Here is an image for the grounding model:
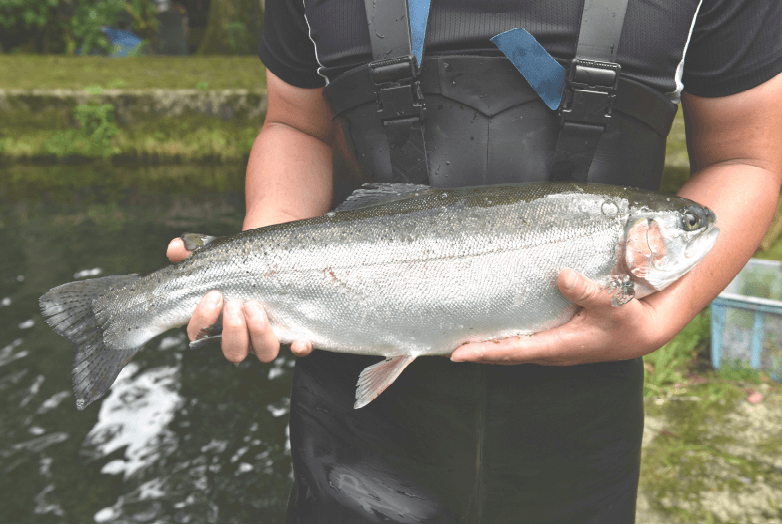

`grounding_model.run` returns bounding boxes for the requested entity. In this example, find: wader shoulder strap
[363,0,430,184]
[550,0,630,183]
